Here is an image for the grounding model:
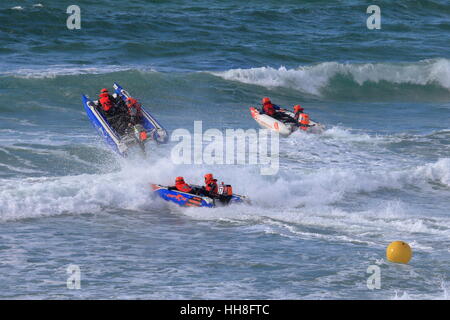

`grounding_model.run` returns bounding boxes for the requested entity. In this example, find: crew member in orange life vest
[203,173,218,196]
[173,176,193,193]
[98,88,122,130]
[293,105,311,130]
[125,97,143,125]
[293,105,304,121]
[262,97,296,123]
[261,97,286,119]
[99,88,133,134]
[98,88,117,115]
